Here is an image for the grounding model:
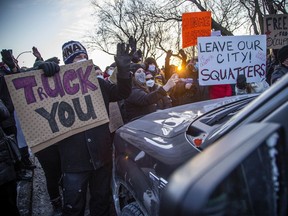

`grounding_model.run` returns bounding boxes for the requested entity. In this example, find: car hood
[121,95,253,138]
[115,95,255,170]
